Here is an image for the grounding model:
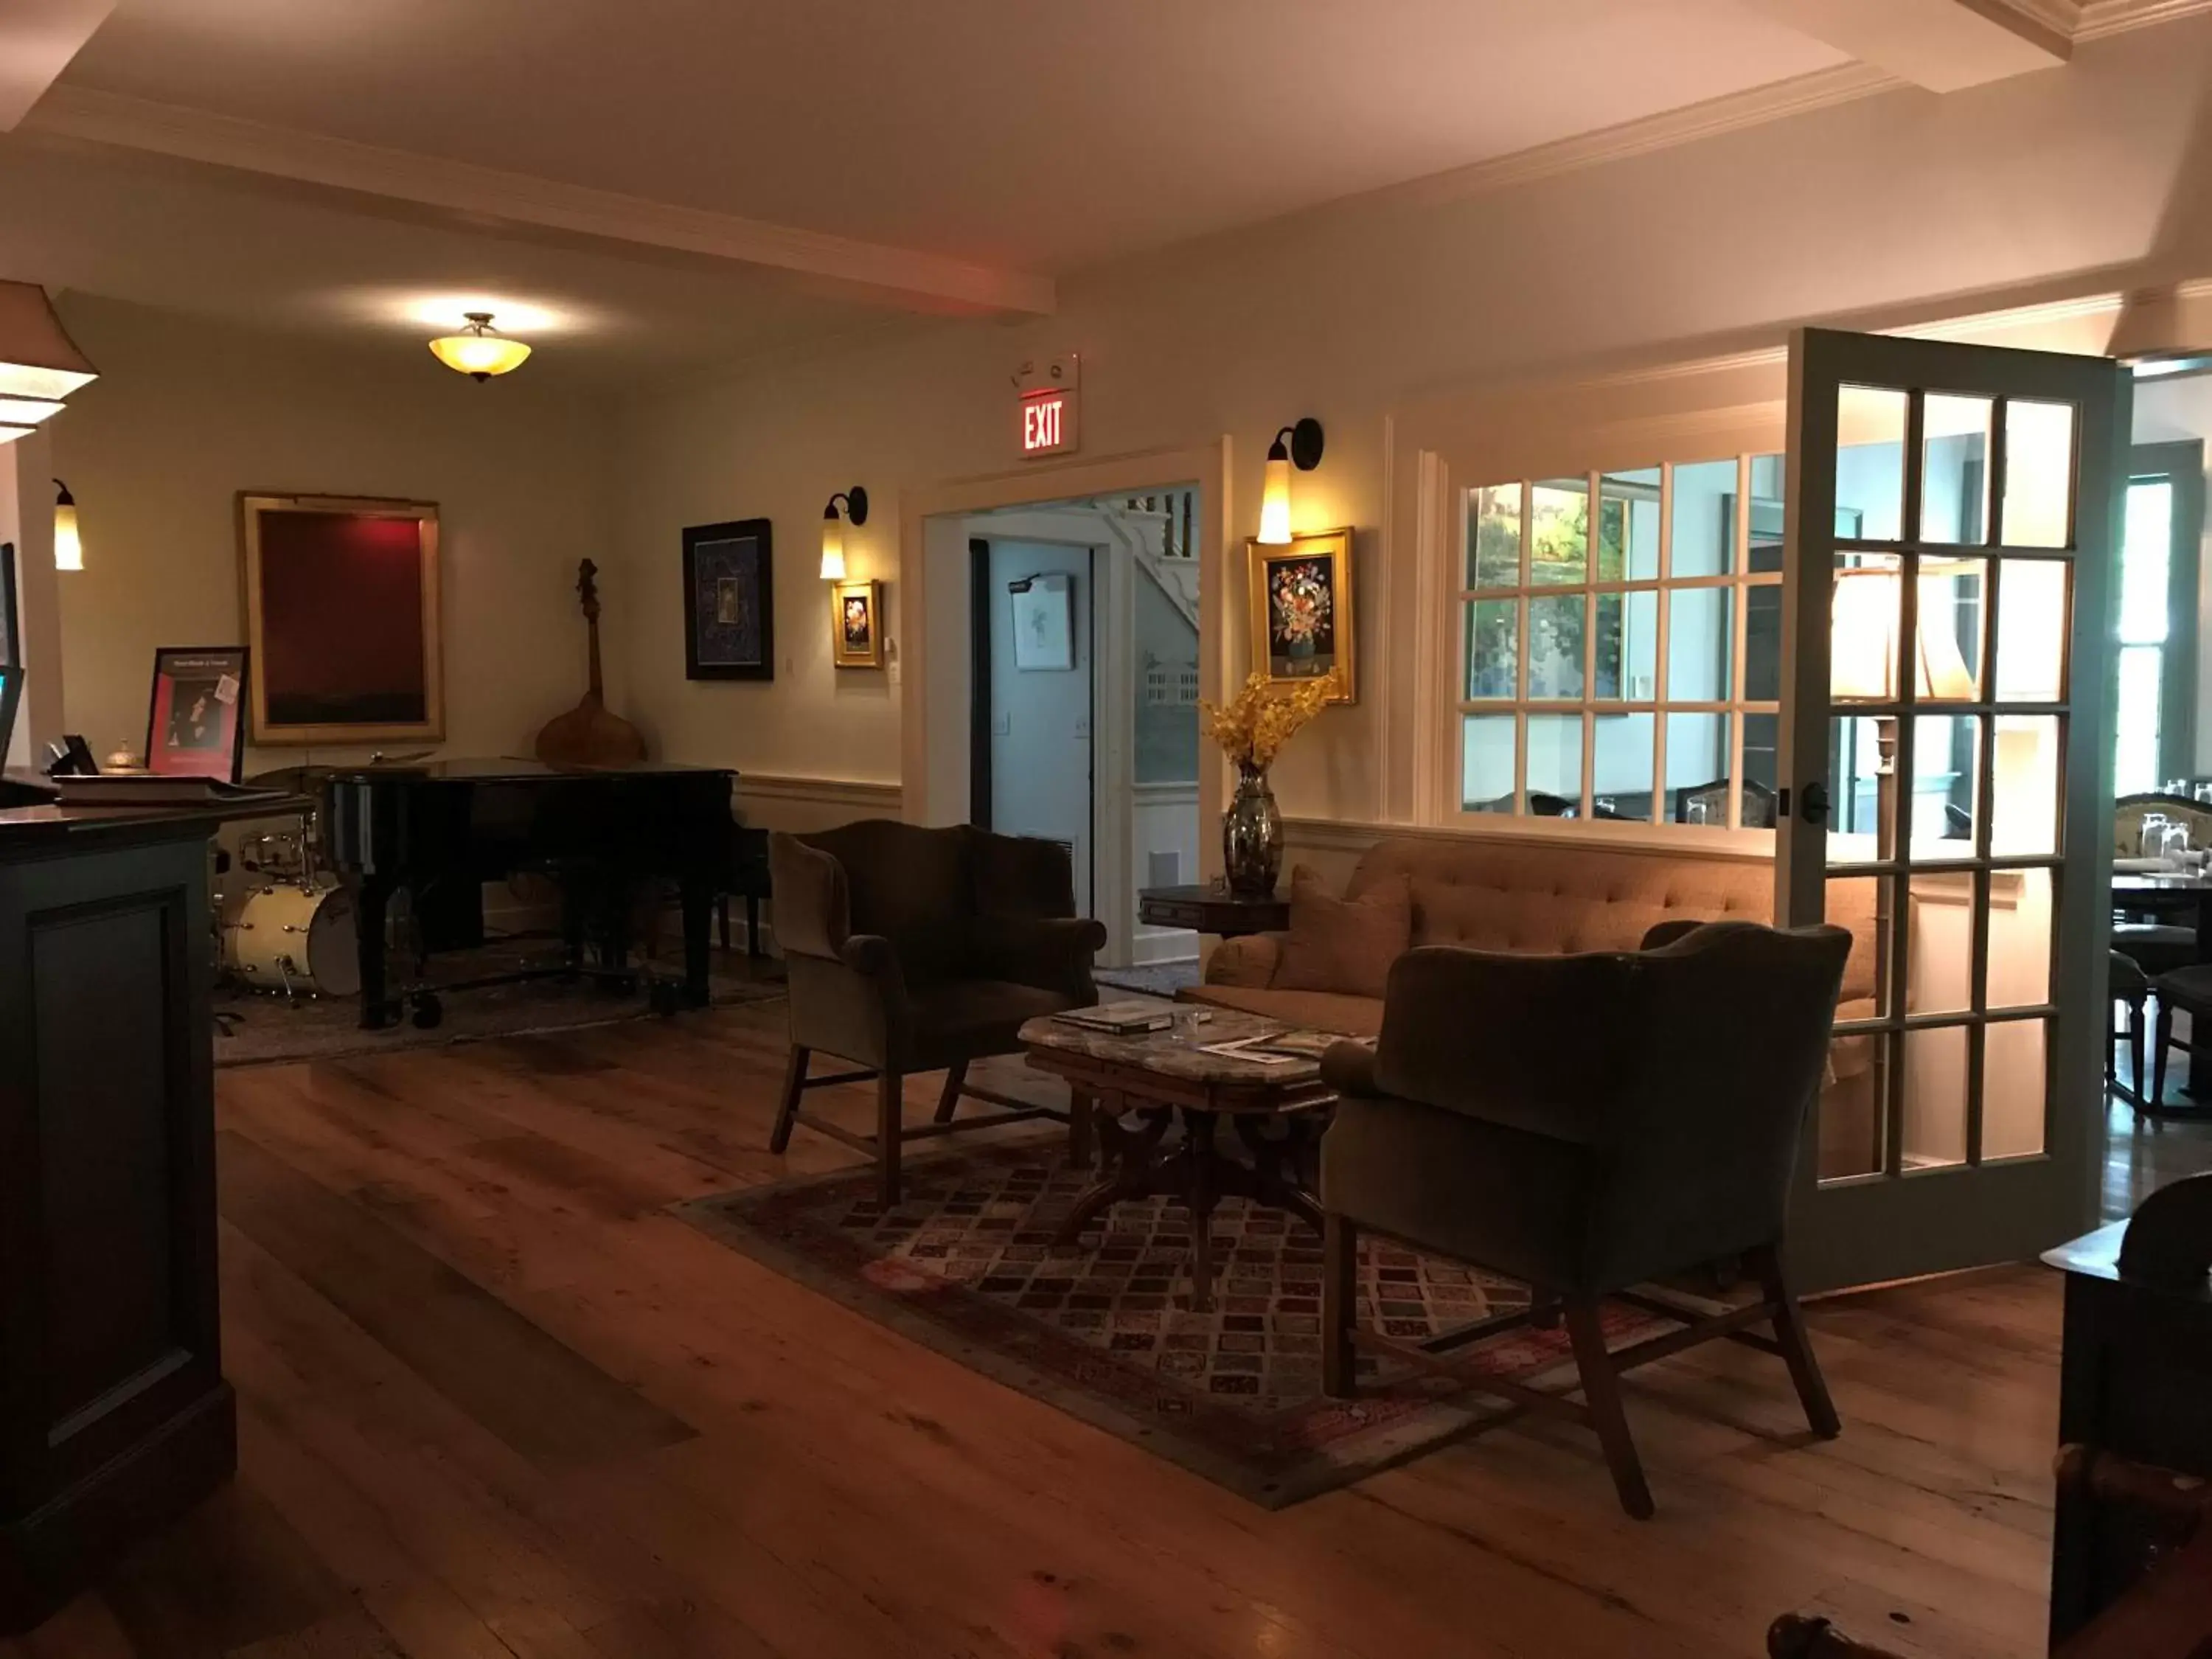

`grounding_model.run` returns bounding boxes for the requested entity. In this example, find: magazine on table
[1051,1000,1180,1035]
[1198,1027,1374,1063]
